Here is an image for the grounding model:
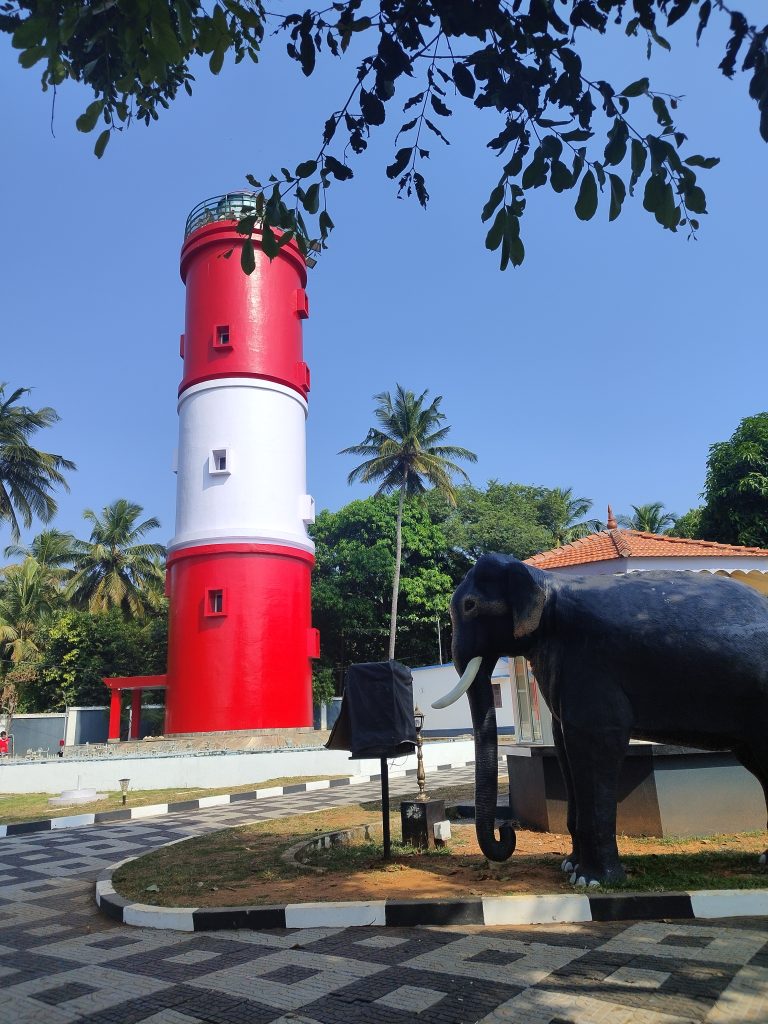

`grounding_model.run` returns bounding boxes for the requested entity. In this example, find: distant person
[0,731,8,757]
